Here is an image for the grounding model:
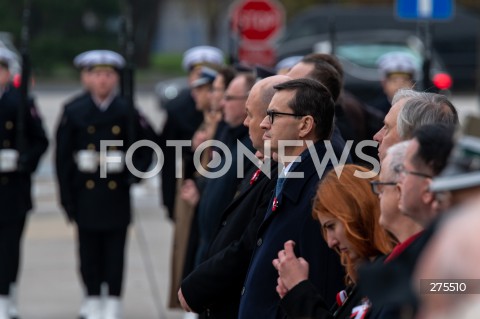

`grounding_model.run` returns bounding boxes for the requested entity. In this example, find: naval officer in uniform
[0,47,49,319]
[55,50,154,319]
